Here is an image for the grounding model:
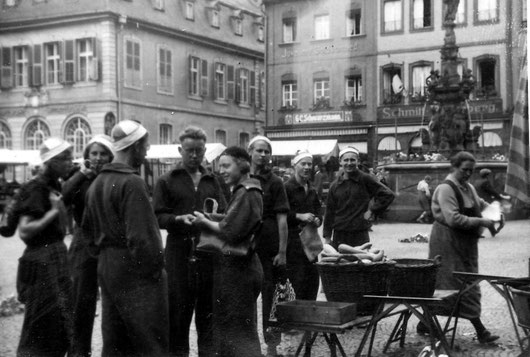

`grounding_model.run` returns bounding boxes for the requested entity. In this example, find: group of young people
[9,120,399,357]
